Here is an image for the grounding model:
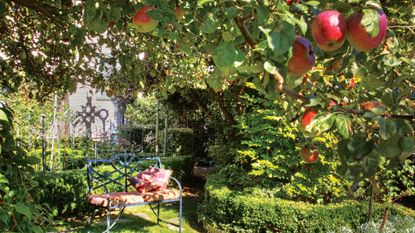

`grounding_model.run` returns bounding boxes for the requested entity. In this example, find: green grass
[46,197,203,233]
